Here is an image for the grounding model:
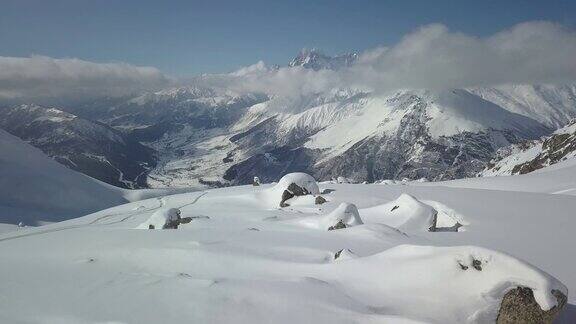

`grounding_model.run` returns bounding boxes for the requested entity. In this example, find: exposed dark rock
[487,121,576,176]
[472,259,482,271]
[496,287,567,324]
[334,249,344,260]
[280,183,311,207]
[458,262,469,270]
[198,178,227,188]
[391,205,399,212]
[433,222,464,232]
[428,211,438,232]
[148,224,155,230]
[224,145,315,185]
[223,153,234,163]
[328,220,347,231]
[287,183,310,196]
[162,209,182,229]
[315,196,327,205]
[280,190,293,207]
[179,217,193,224]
